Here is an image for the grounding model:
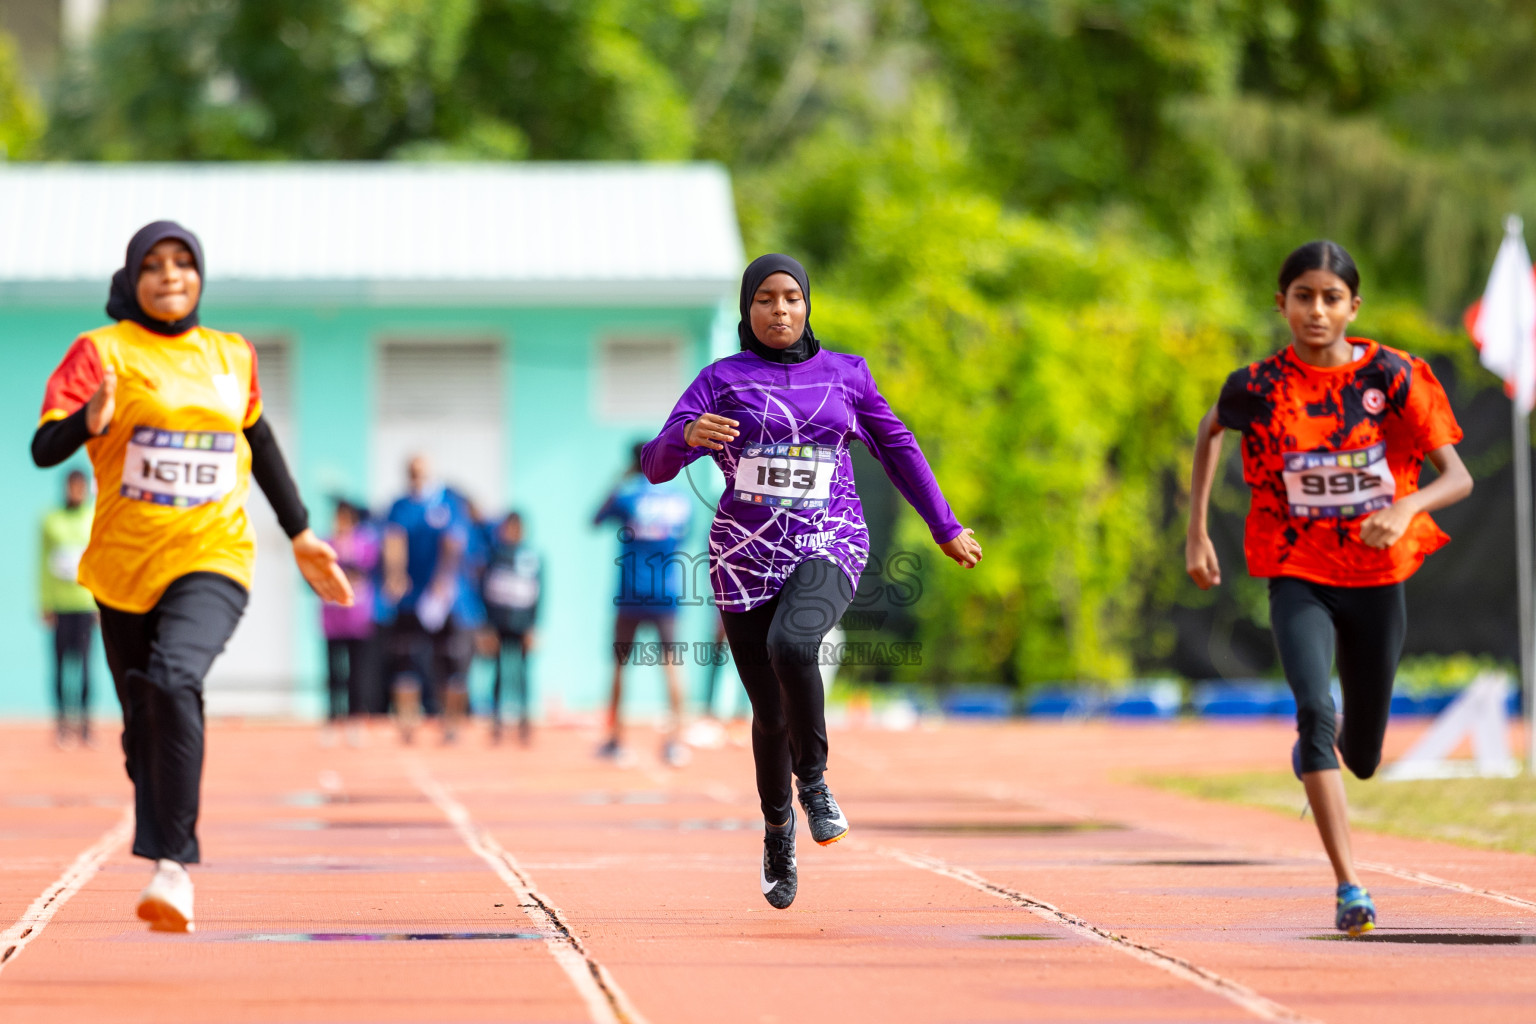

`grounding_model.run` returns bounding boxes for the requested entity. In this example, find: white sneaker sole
[136,893,194,933]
